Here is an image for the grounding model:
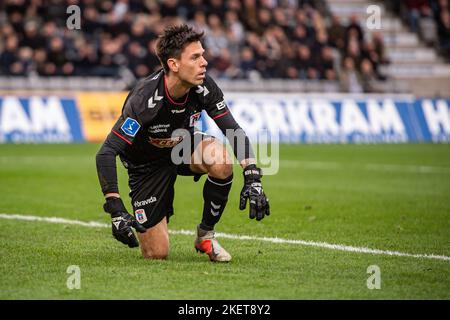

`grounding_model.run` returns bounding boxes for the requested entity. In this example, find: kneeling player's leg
[190,138,233,231]
[129,164,177,260]
[138,217,169,260]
